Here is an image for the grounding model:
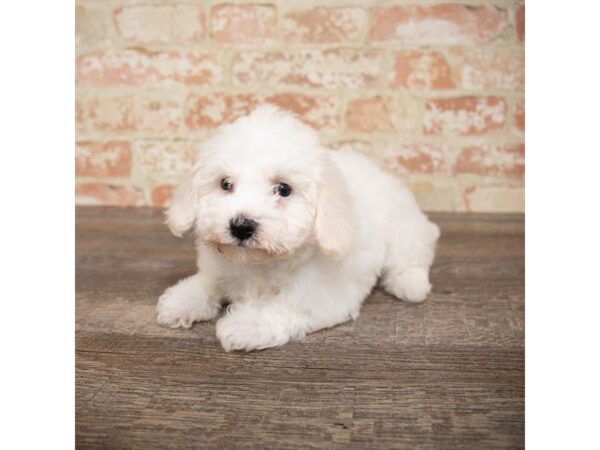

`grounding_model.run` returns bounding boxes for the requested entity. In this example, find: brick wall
[75,0,525,212]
